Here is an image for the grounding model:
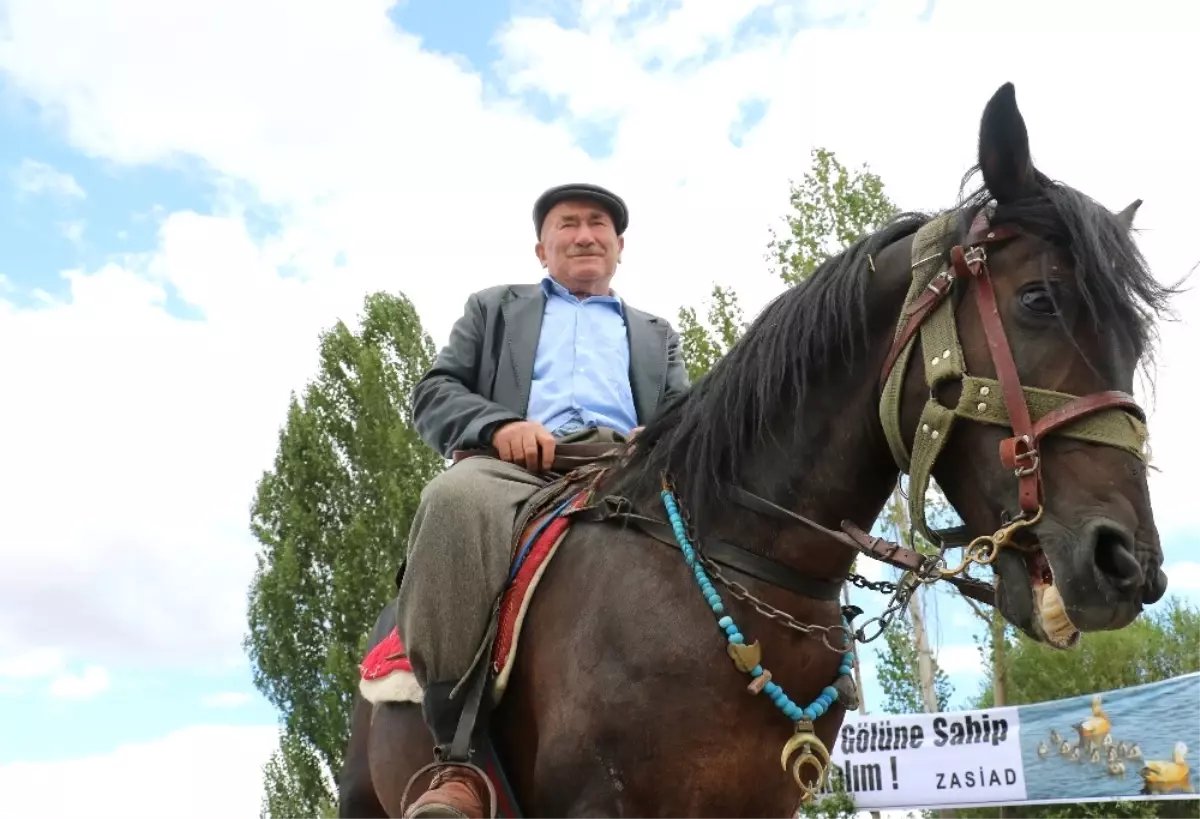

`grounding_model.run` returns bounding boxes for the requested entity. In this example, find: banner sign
[818,672,1198,811]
